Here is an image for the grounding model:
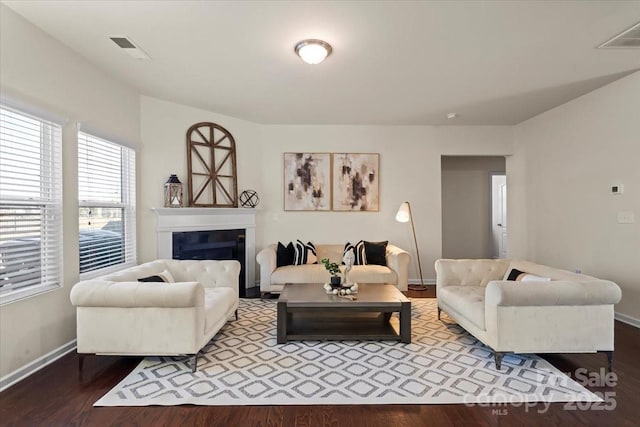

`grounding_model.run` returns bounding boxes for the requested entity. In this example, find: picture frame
[332,153,380,211]
[283,152,331,211]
